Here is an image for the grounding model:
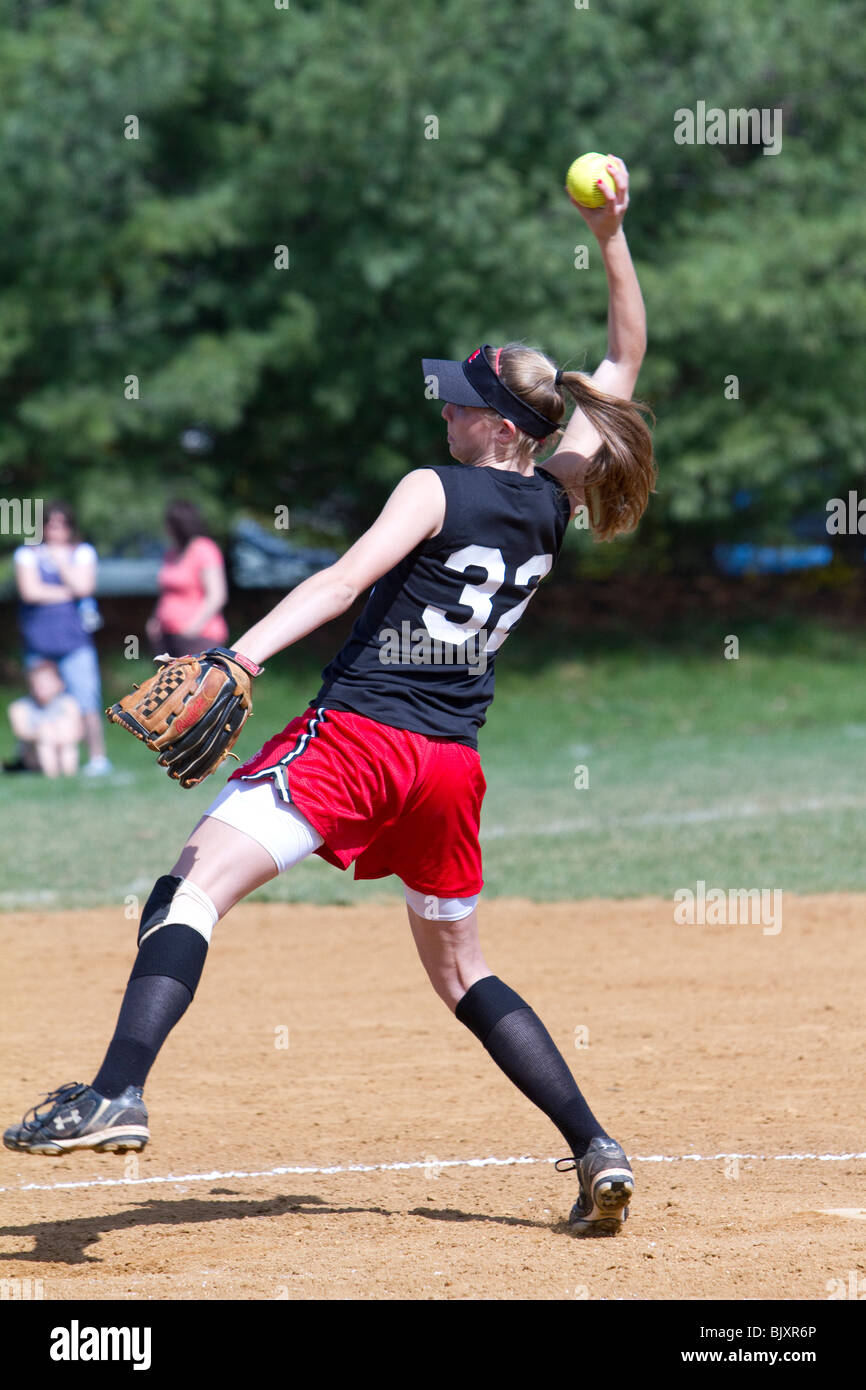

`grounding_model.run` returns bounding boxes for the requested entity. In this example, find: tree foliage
[0,0,863,560]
